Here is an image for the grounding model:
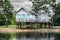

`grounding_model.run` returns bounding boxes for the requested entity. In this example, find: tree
[32,0,55,13]
[53,2,60,26]
[0,0,13,26]
[30,0,56,28]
